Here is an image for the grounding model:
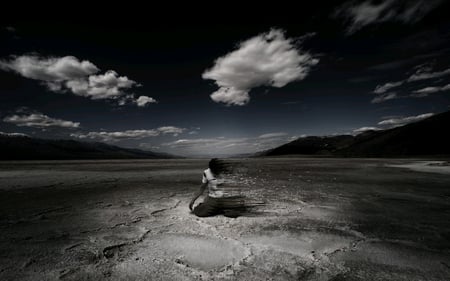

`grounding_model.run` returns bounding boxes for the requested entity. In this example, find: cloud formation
[353,126,382,134]
[0,131,29,137]
[0,55,156,106]
[377,112,434,127]
[160,132,292,156]
[371,92,398,104]
[373,81,404,94]
[3,112,80,128]
[336,0,443,34]
[71,126,185,142]
[412,84,450,97]
[202,29,318,106]
[353,112,434,135]
[407,67,450,82]
[372,65,450,103]
[135,95,157,107]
